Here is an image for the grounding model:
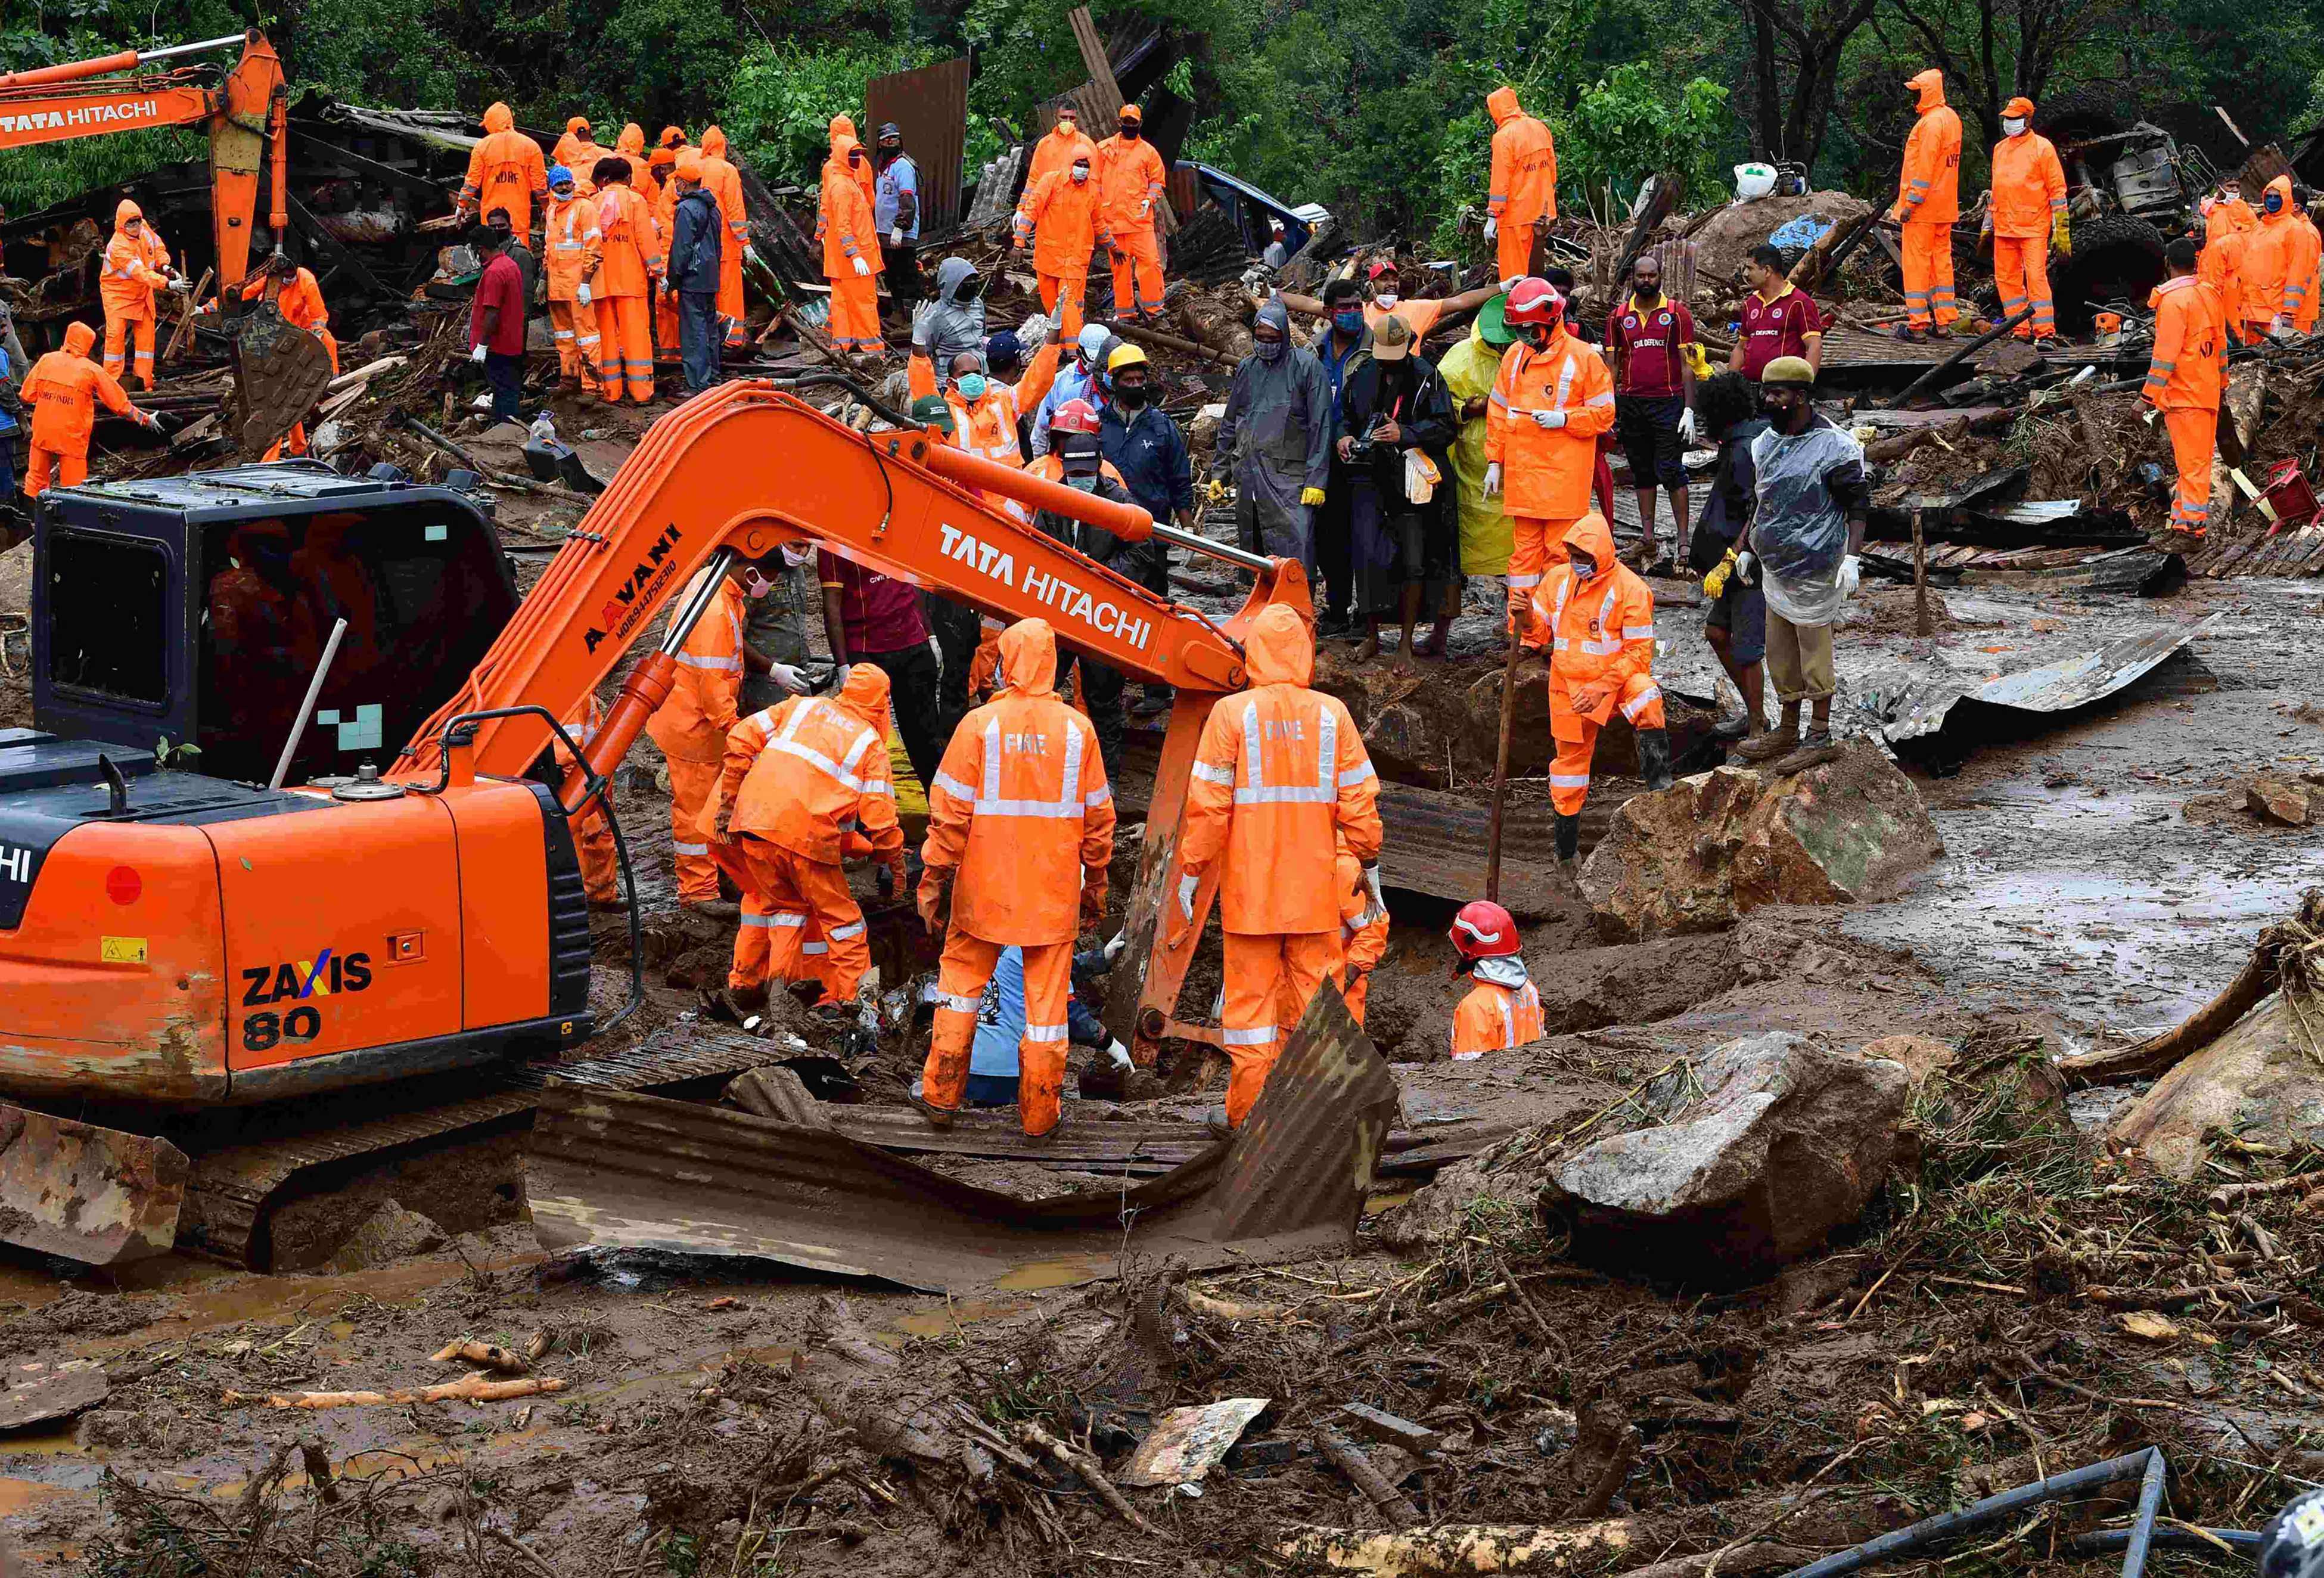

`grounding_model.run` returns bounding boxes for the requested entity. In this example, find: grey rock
[323,1198,449,1273]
